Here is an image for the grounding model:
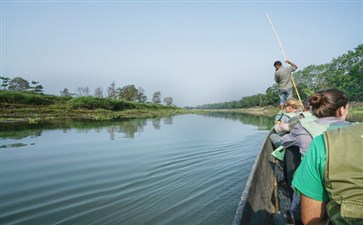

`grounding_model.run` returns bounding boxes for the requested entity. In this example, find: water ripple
[0,116,269,225]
